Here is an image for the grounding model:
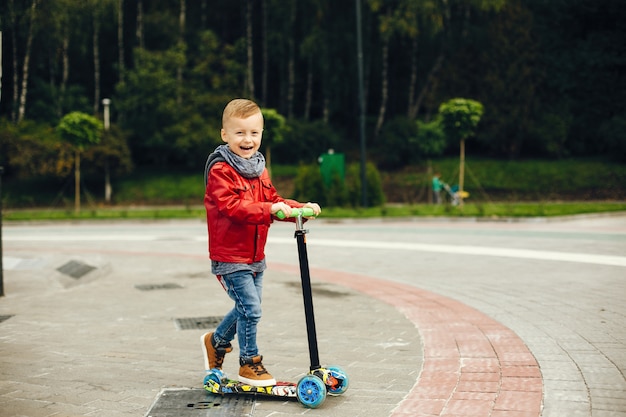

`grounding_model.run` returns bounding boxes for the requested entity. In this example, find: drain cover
[174,316,223,330]
[136,283,183,291]
[0,315,14,324]
[56,260,96,279]
[146,388,254,417]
